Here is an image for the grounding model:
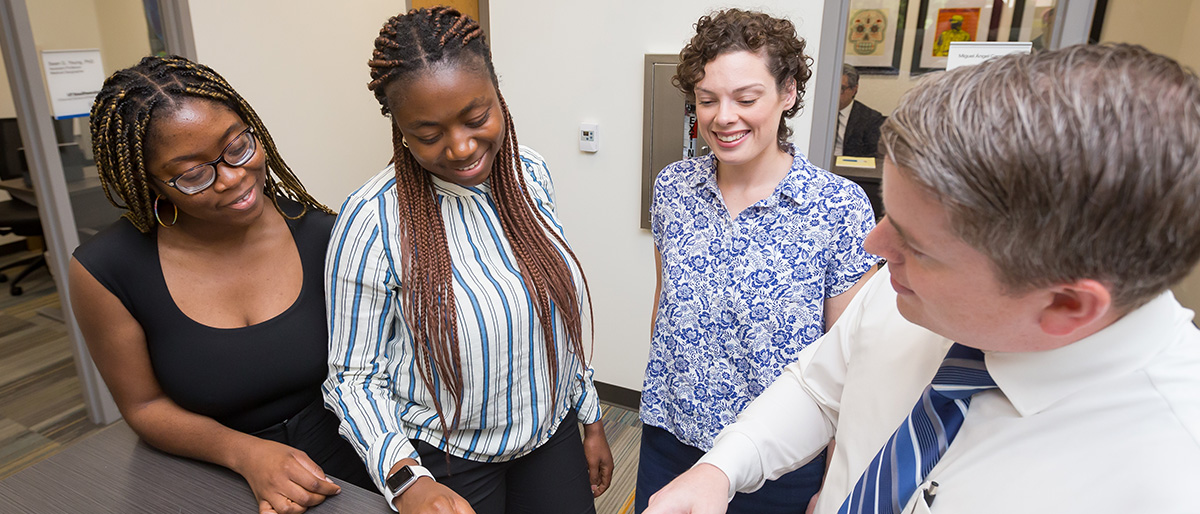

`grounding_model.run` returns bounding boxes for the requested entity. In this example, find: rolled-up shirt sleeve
[571,366,603,424]
[322,189,417,506]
